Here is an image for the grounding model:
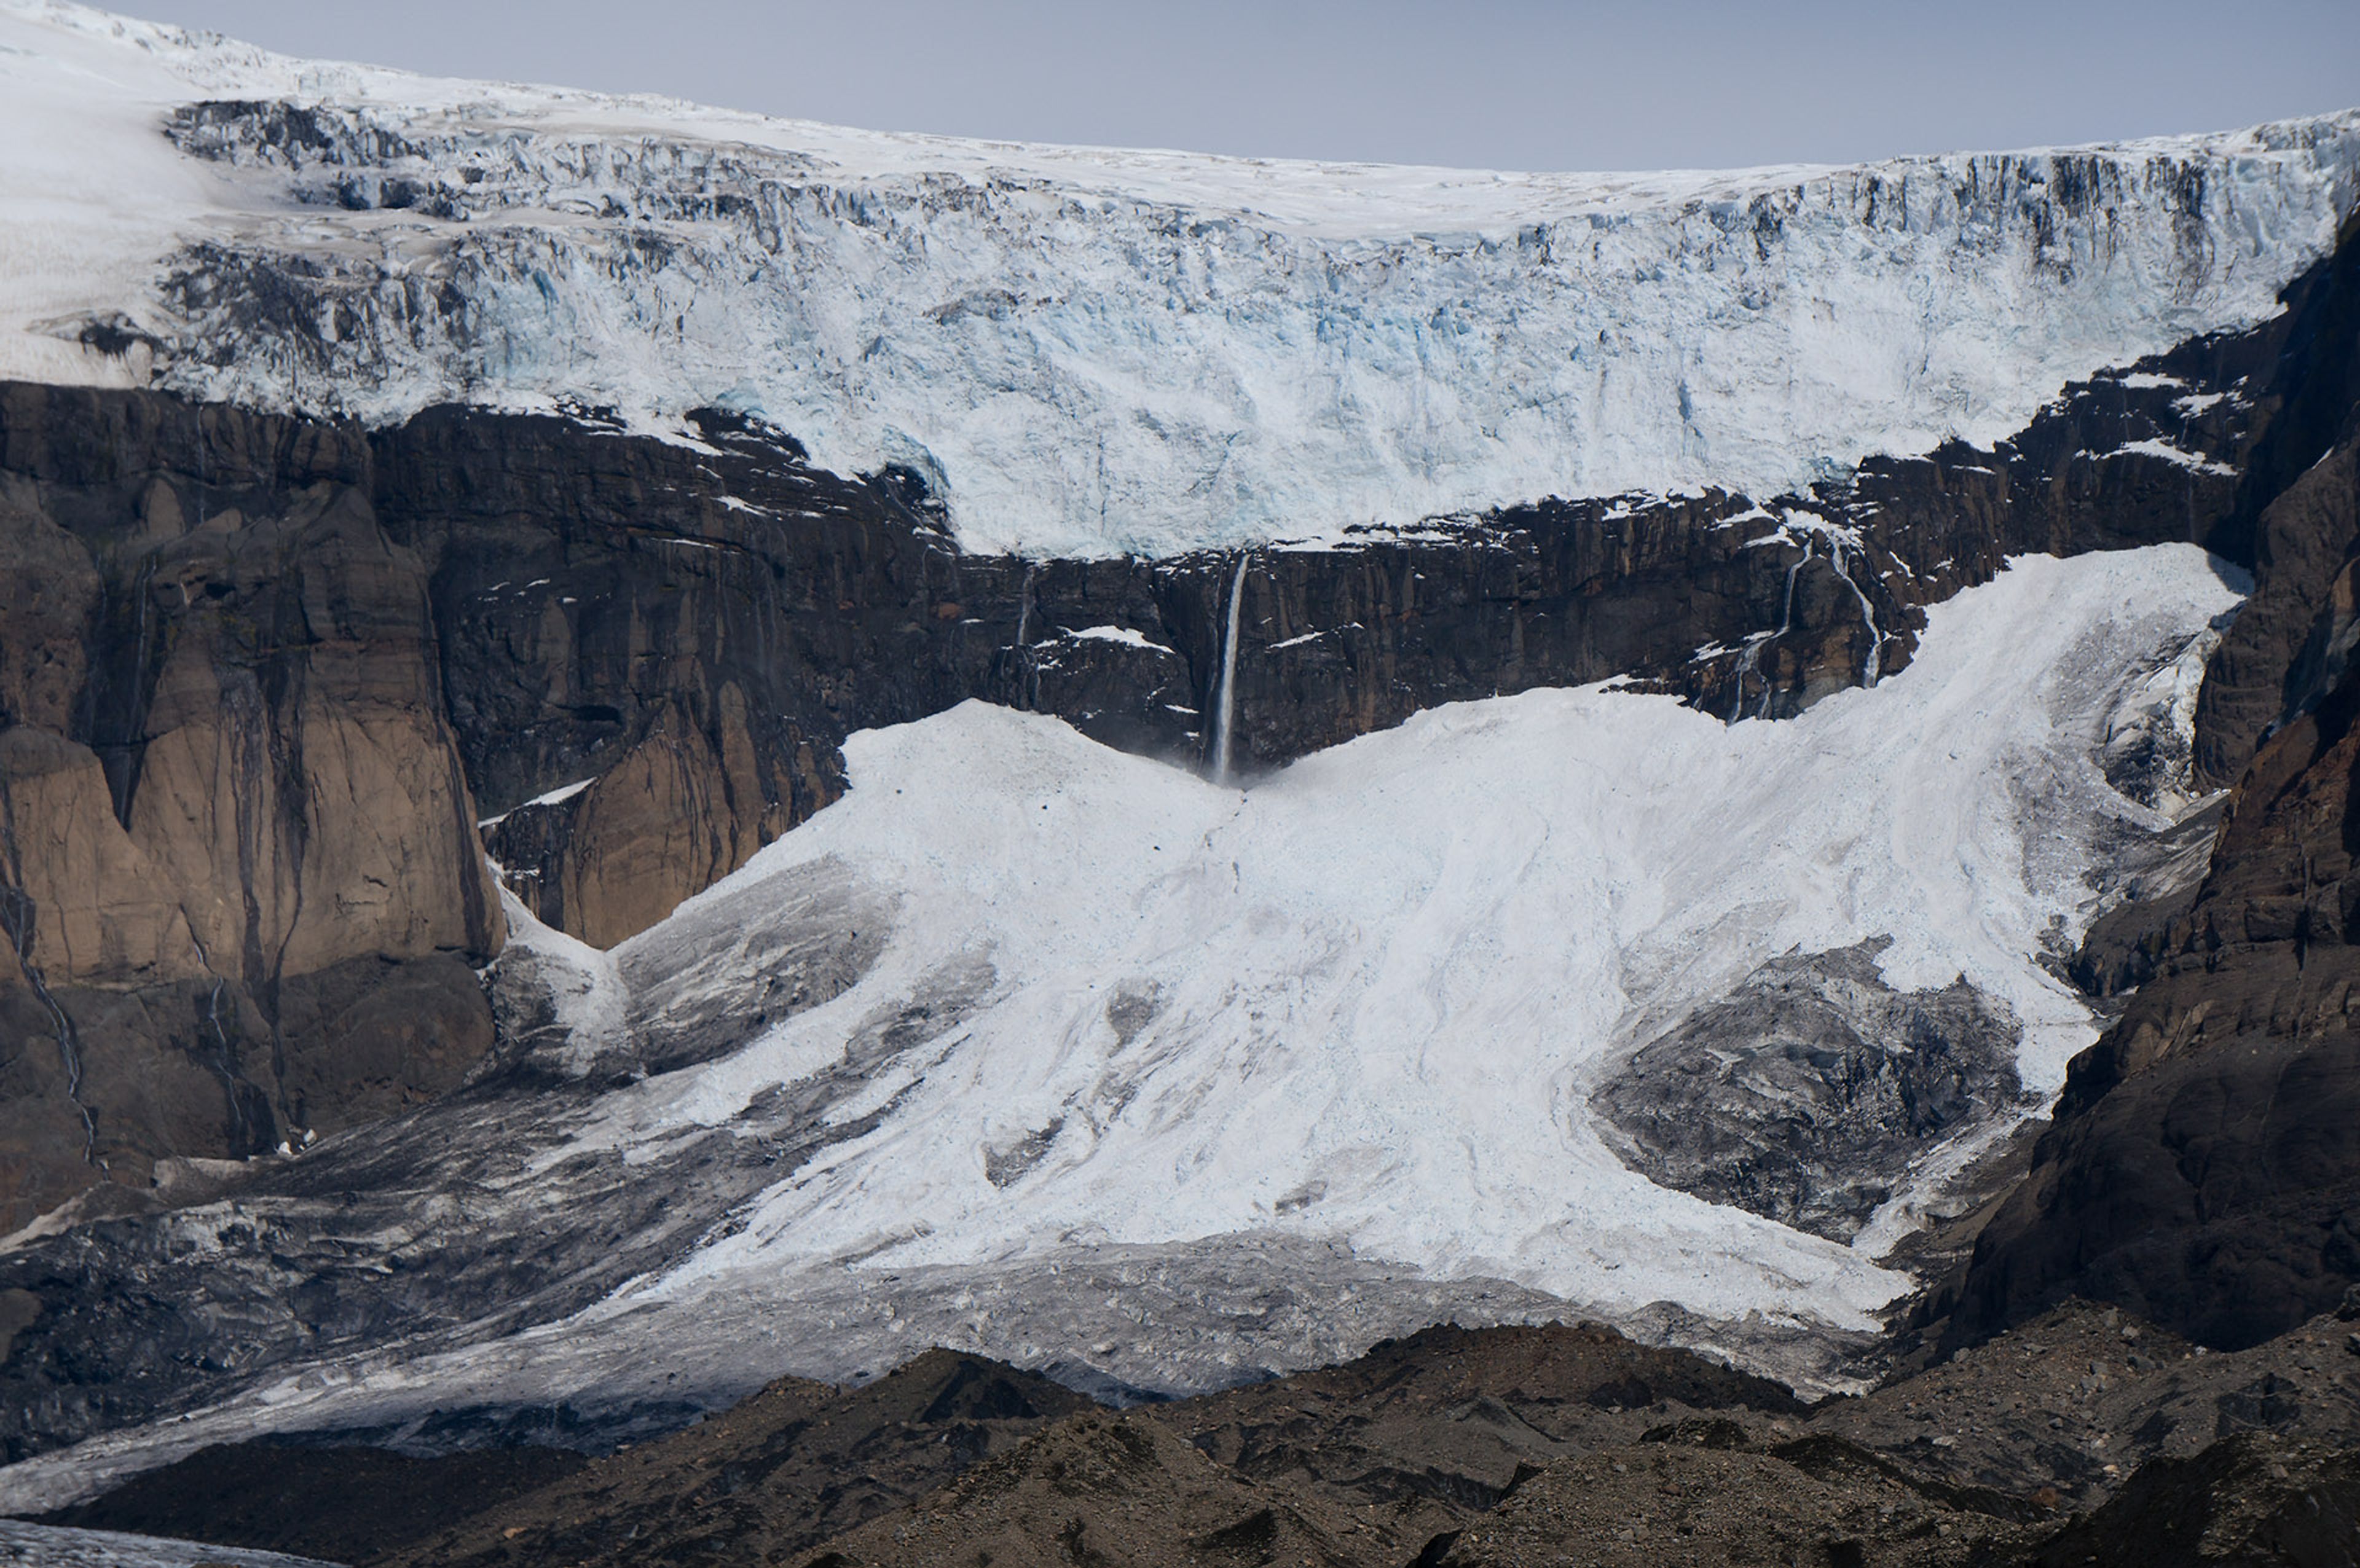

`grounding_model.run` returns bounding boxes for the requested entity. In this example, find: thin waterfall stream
[1210,555,1249,783]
